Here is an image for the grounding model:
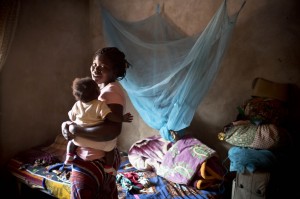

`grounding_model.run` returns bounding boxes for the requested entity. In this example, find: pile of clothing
[218,77,293,173]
